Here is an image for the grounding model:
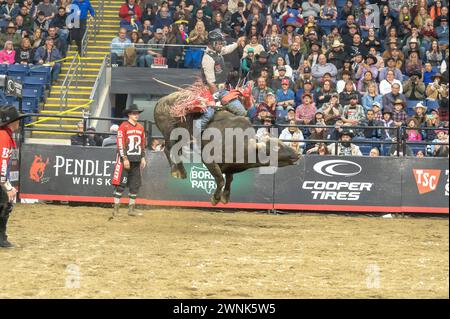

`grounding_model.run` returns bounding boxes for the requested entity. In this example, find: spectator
[0,22,21,48]
[273,56,293,80]
[0,0,19,22]
[0,40,15,64]
[311,54,338,82]
[119,0,142,30]
[382,83,407,112]
[431,129,449,157]
[249,51,272,81]
[389,137,413,156]
[391,98,408,127]
[371,102,382,122]
[110,28,132,66]
[405,118,423,142]
[319,93,341,125]
[435,16,449,46]
[153,5,173,30]
[295,93,316,124]
[411,102,428,127]
[50,6,69,42]
[381,110,396,140]
[33,38,62,84]
[380,70,403,95]
[336,70,353,94]
[14,37,33,64]
[361,109,382,139]
[286,41,303,72]
[342,94,365,126]
[379,57,403,82]
[369,147,380,157]
[403,71,426,100]
[33,11,49,35]
[243,34,265,58]
[315,79,335,109]
[302,0,321,18]
[424,109,443,141]
[36,0,57,20]
[71,122,96,146]
[314,130,362,156]
[252,77,274,106]
[45,26,67,58]
[189,20,208,45]
[339,80,360,106]
[426,40,444,67]
[326,39,347,71]
[275,78,295,111]
[404,50,422,77]
[305,124,328,154]
[86,126,103,146]
[255,115,274,141]
[102,124,119,147]
[17,5,33,33]
[31,27,44,51]
[272,65,294,91]
[426,73,448,101]
[362,82,382,112]
[279,119,305,155]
